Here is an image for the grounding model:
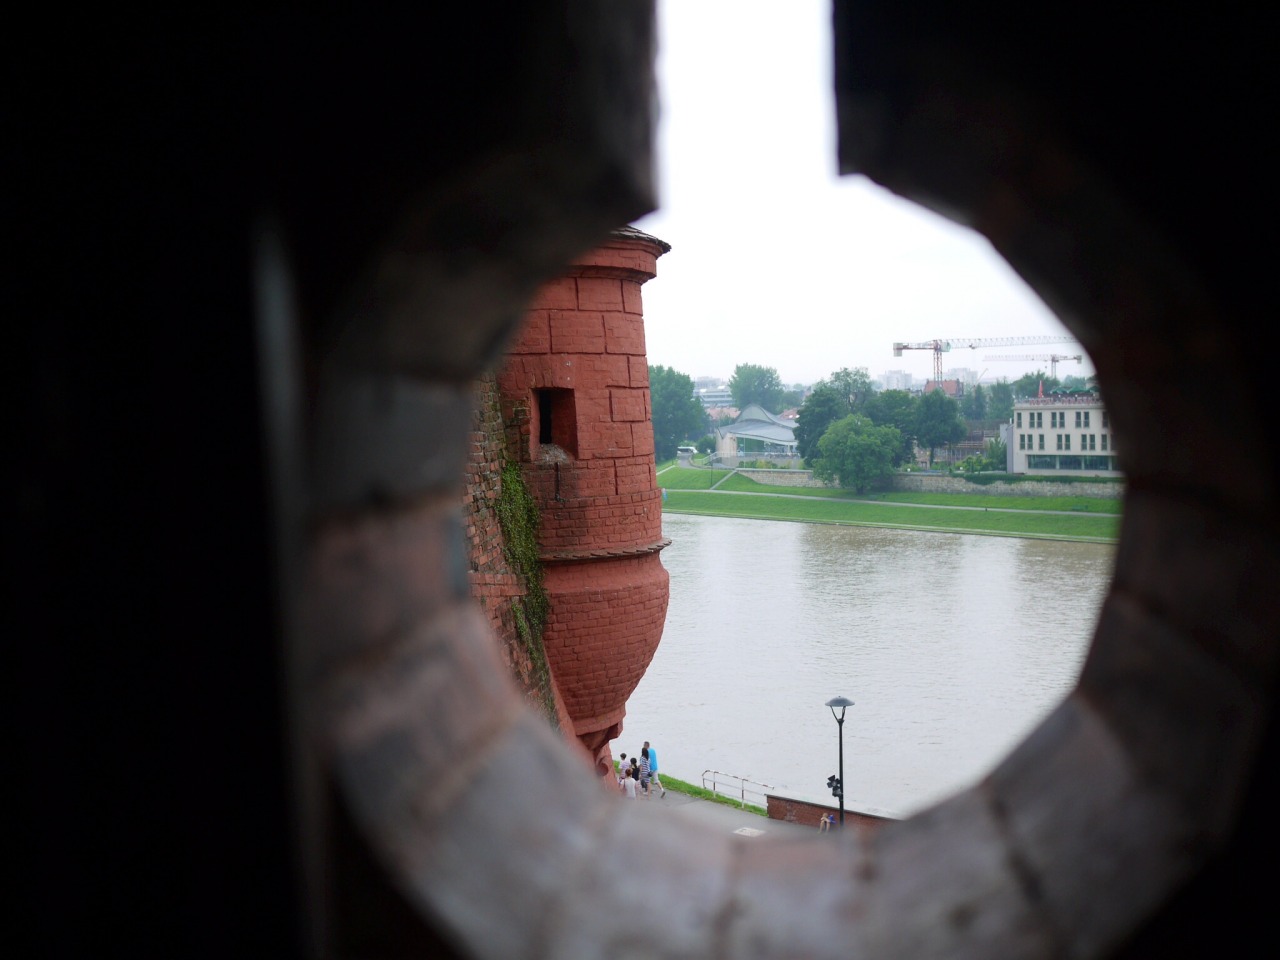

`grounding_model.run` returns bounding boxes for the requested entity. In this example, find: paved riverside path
[615,789,822,840]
